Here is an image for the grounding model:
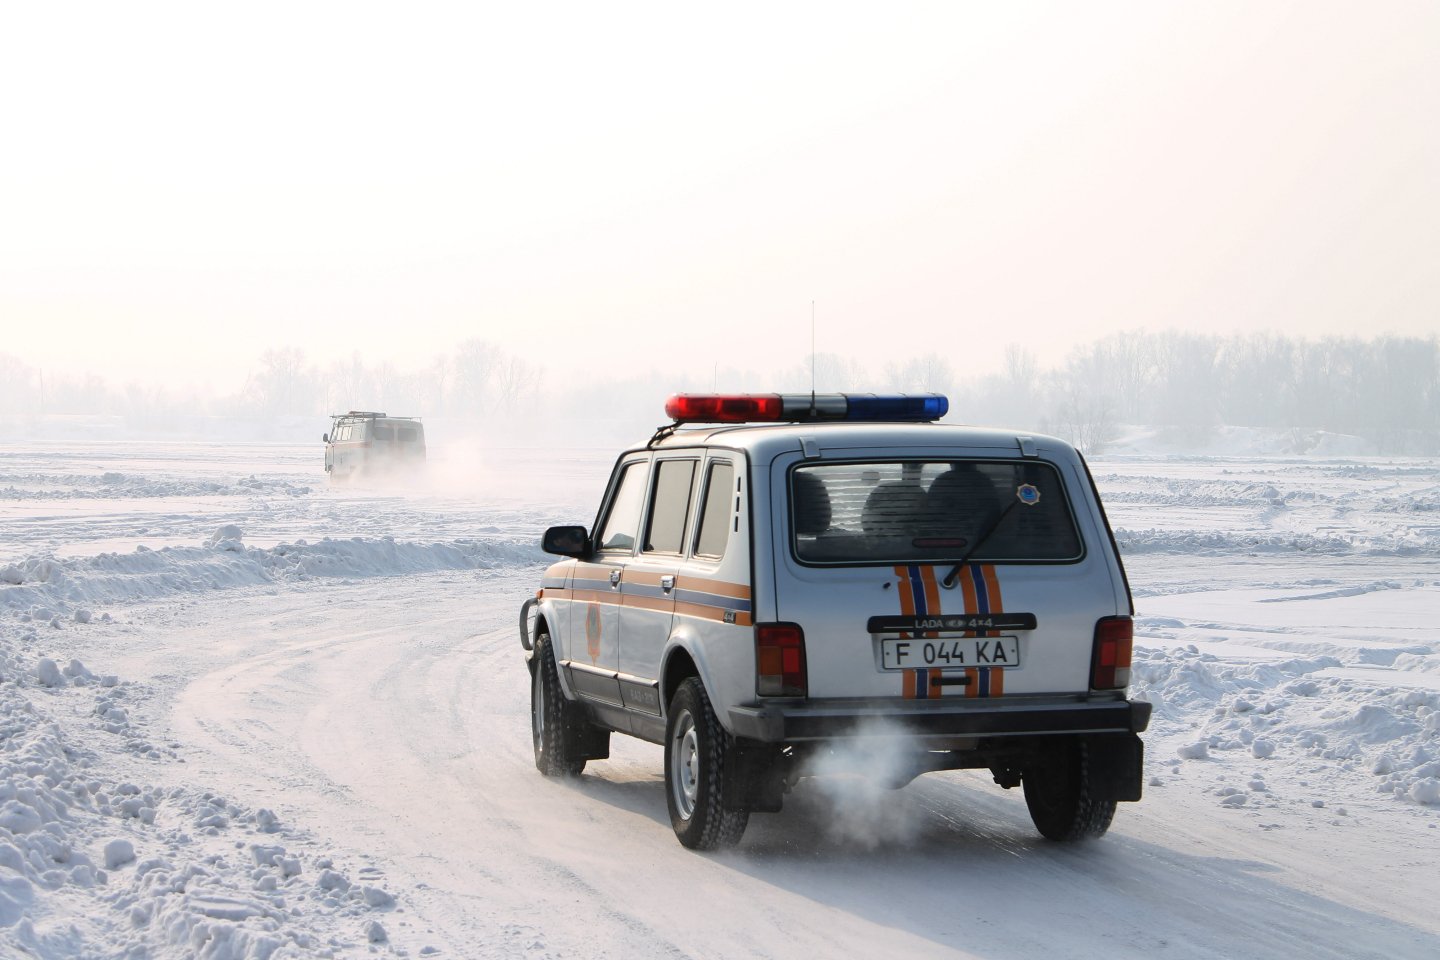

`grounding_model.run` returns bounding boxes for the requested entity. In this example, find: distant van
[323,411,426,482]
